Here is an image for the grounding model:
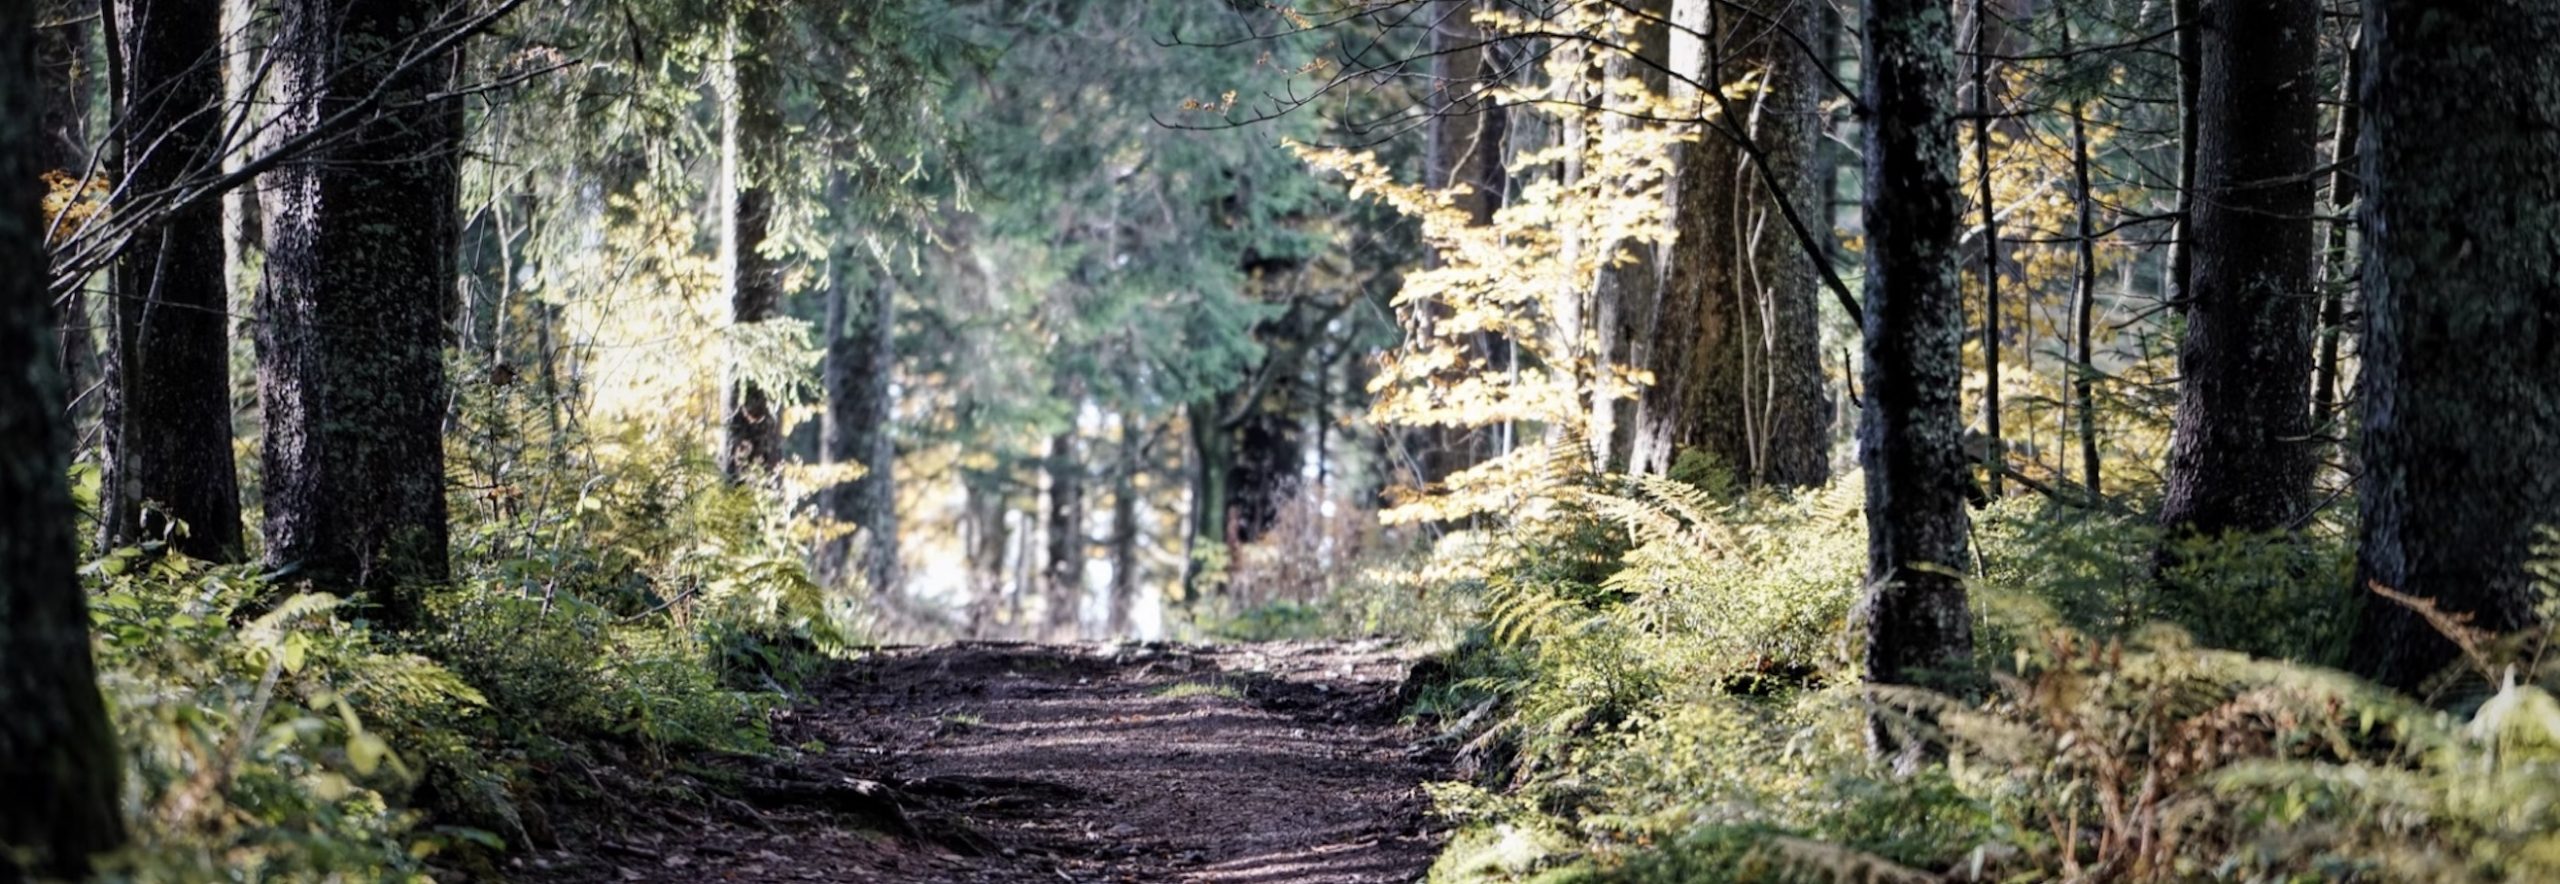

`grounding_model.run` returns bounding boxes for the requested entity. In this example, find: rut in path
[530,640,1450,883]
